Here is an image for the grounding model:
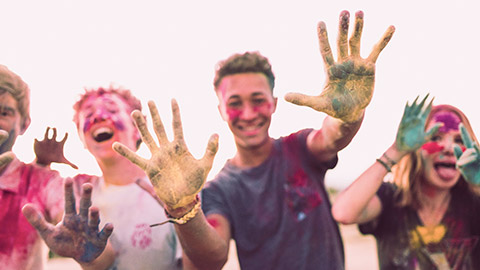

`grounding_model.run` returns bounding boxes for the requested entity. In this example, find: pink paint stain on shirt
[130,223,152,249]
[421,142,444,154]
